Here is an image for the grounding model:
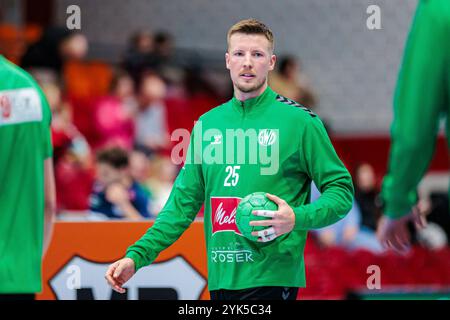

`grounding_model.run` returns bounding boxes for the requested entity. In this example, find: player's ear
[269,54,276,71]
[225,52,230,70]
